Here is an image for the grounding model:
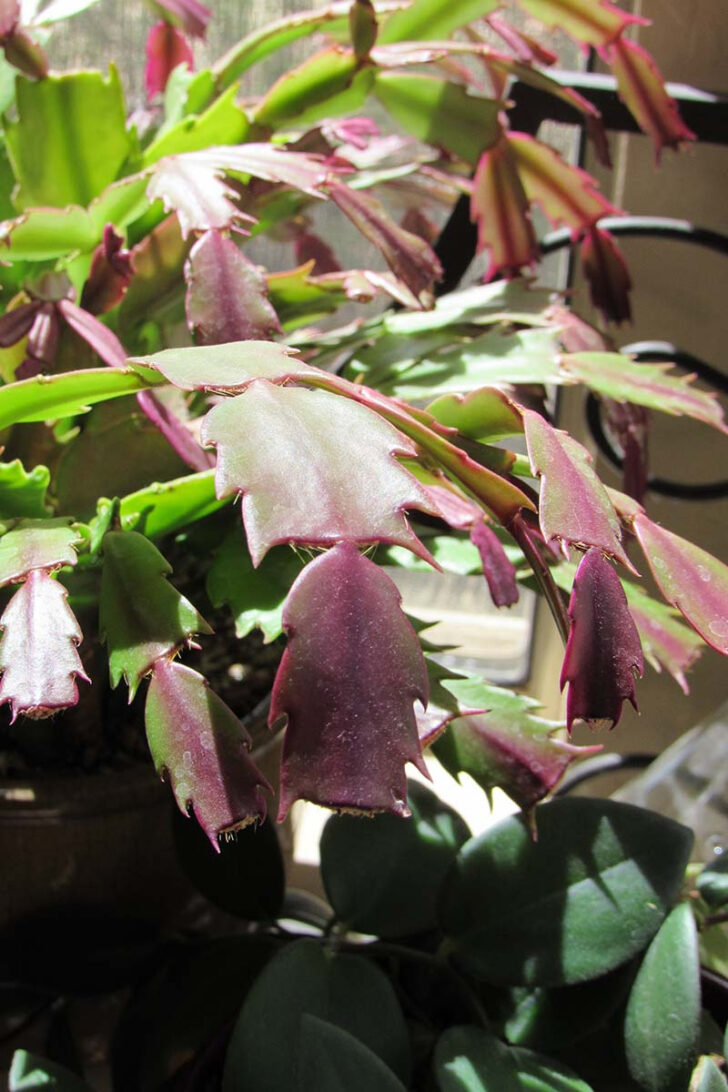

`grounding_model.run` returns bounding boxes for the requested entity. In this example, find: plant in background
[0,0,726,1088]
